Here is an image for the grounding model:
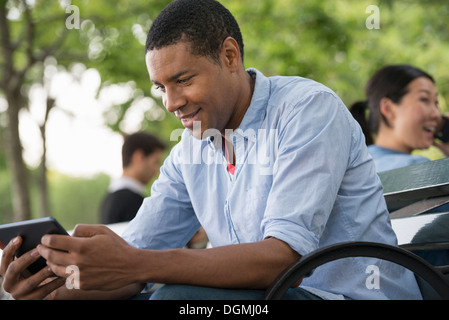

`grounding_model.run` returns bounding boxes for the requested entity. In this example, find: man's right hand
[0,236,65,300]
